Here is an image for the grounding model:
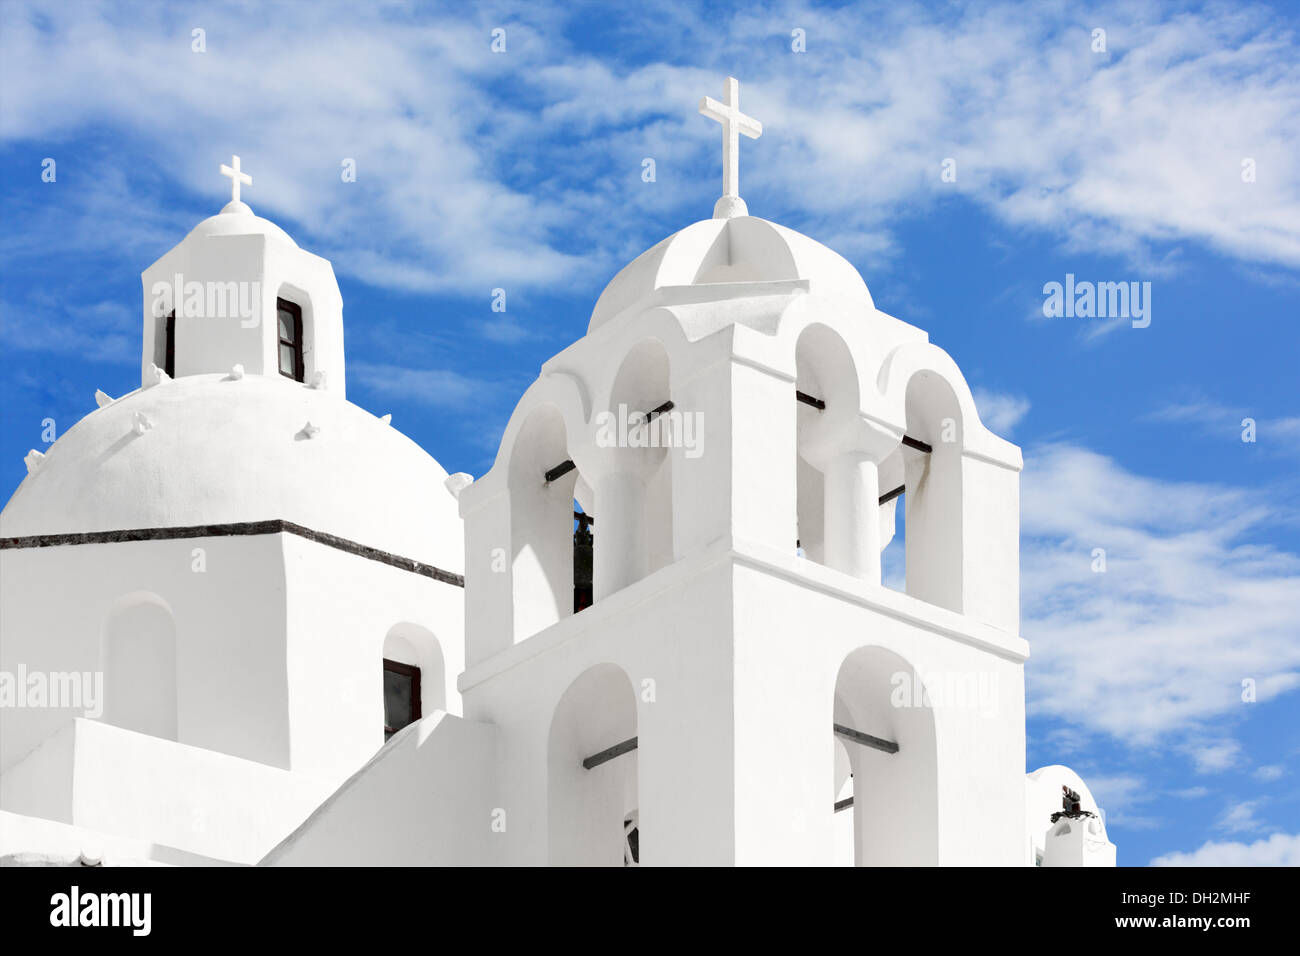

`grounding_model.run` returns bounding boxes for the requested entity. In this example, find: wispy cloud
[1021,443,1300,753]
[348,362,503,410]
[1189,739,1244,775]
[0,298,137,364]
[1216,799,1266,834]
[972,387,1030,436]
[3,0,1298,301]
[1084,773,1159,829]
[1151,831,1300,866]
[1144,395,1300,455]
